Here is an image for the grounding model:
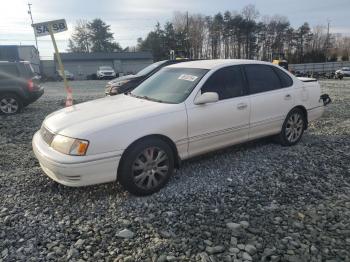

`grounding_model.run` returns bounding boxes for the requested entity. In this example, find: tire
[0,93,23,115]
[118,138,175,196]
[277,108,306,146]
